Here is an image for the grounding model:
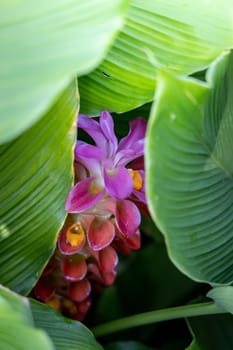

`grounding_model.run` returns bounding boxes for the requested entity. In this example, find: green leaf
[0,286,54,350]
[0,80,78,294]
[188,313,233,350]
[186,340,202,350]
[0,320,54,350]
[0,286,102,350]
[79,0,233,115]
[0,285,33,325]
[0,0,128,144]
[30,299,103,350]
[207,286,233,314]
[146,50,233,284]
